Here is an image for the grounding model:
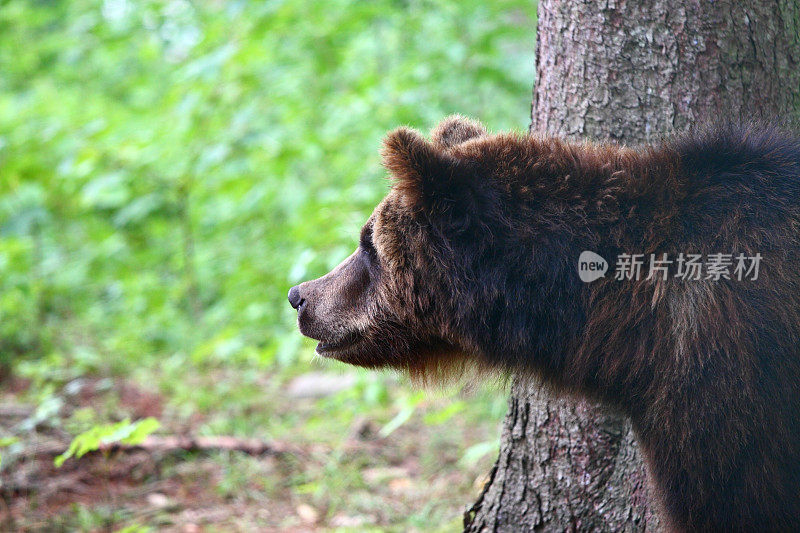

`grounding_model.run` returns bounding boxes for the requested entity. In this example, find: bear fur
[290,116,800,531]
